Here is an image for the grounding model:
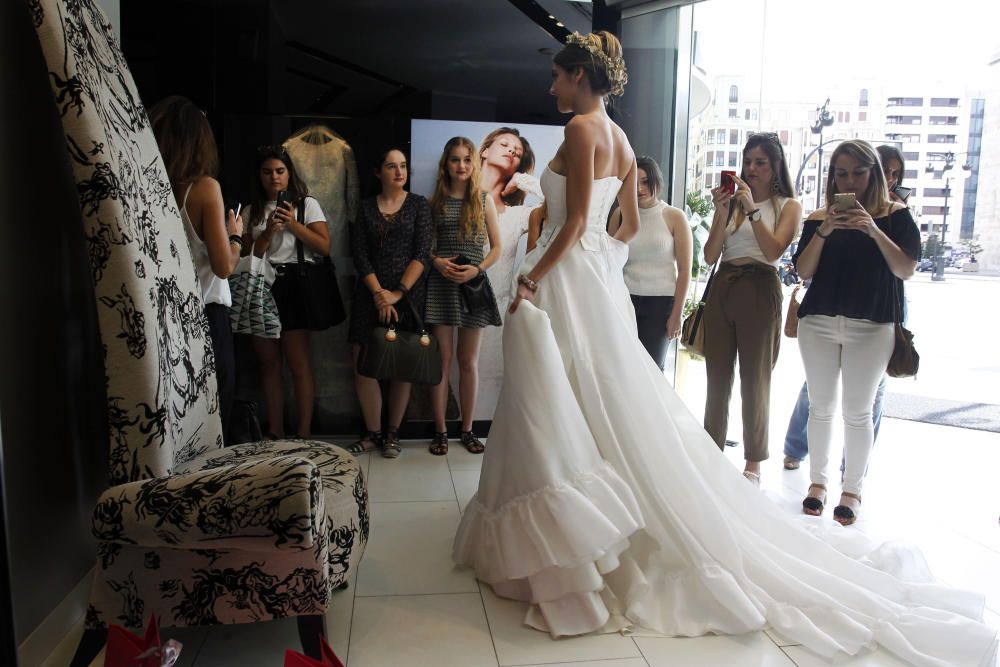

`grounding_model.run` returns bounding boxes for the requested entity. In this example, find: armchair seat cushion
[93,455,325,551]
